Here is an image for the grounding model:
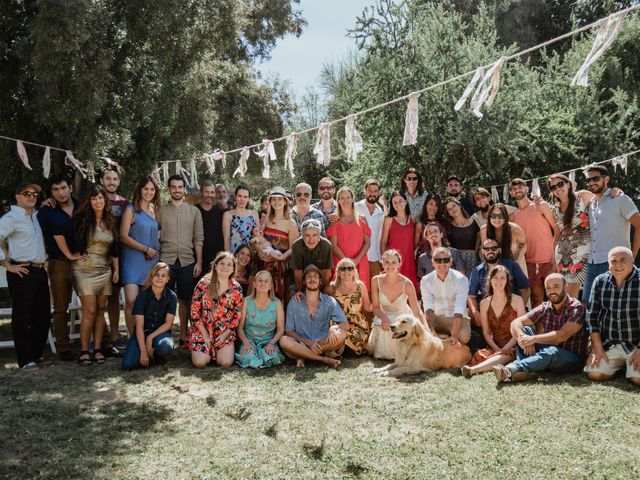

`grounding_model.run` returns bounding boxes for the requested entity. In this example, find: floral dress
[552,199,590,285]
[186,277,244,359]
[235,297,284,368]
[334,284,370,355]
[229,212,257,253]
[263,226,290,303]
